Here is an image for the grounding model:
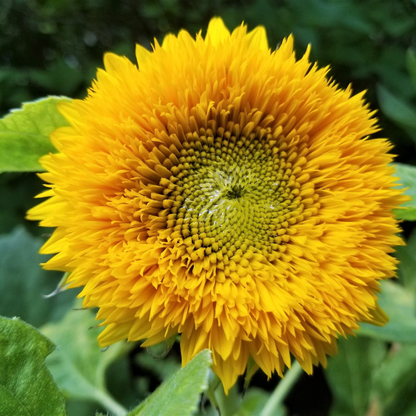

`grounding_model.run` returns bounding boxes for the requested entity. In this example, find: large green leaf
[135,349,180,381]
[407,48,416,93]
[396,246,416,291]
[393,163,416,221]
[130,347,181,408]
[237,388,285,416]
[396,229,416,300]
[0,96,70,172]
[0,226,76,327]
[128,349,212,416]
[358,280,416,343]
[377,85,416,144]
[326,336,386,416]
[214,384,242,416]
[0,316,66,416]
[41,304,131,416]
[373,344,416,416]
